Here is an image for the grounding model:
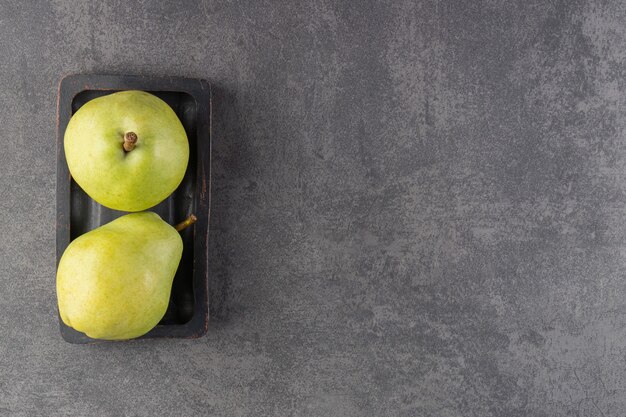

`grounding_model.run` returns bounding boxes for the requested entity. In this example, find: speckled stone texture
[0,0,625,415]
